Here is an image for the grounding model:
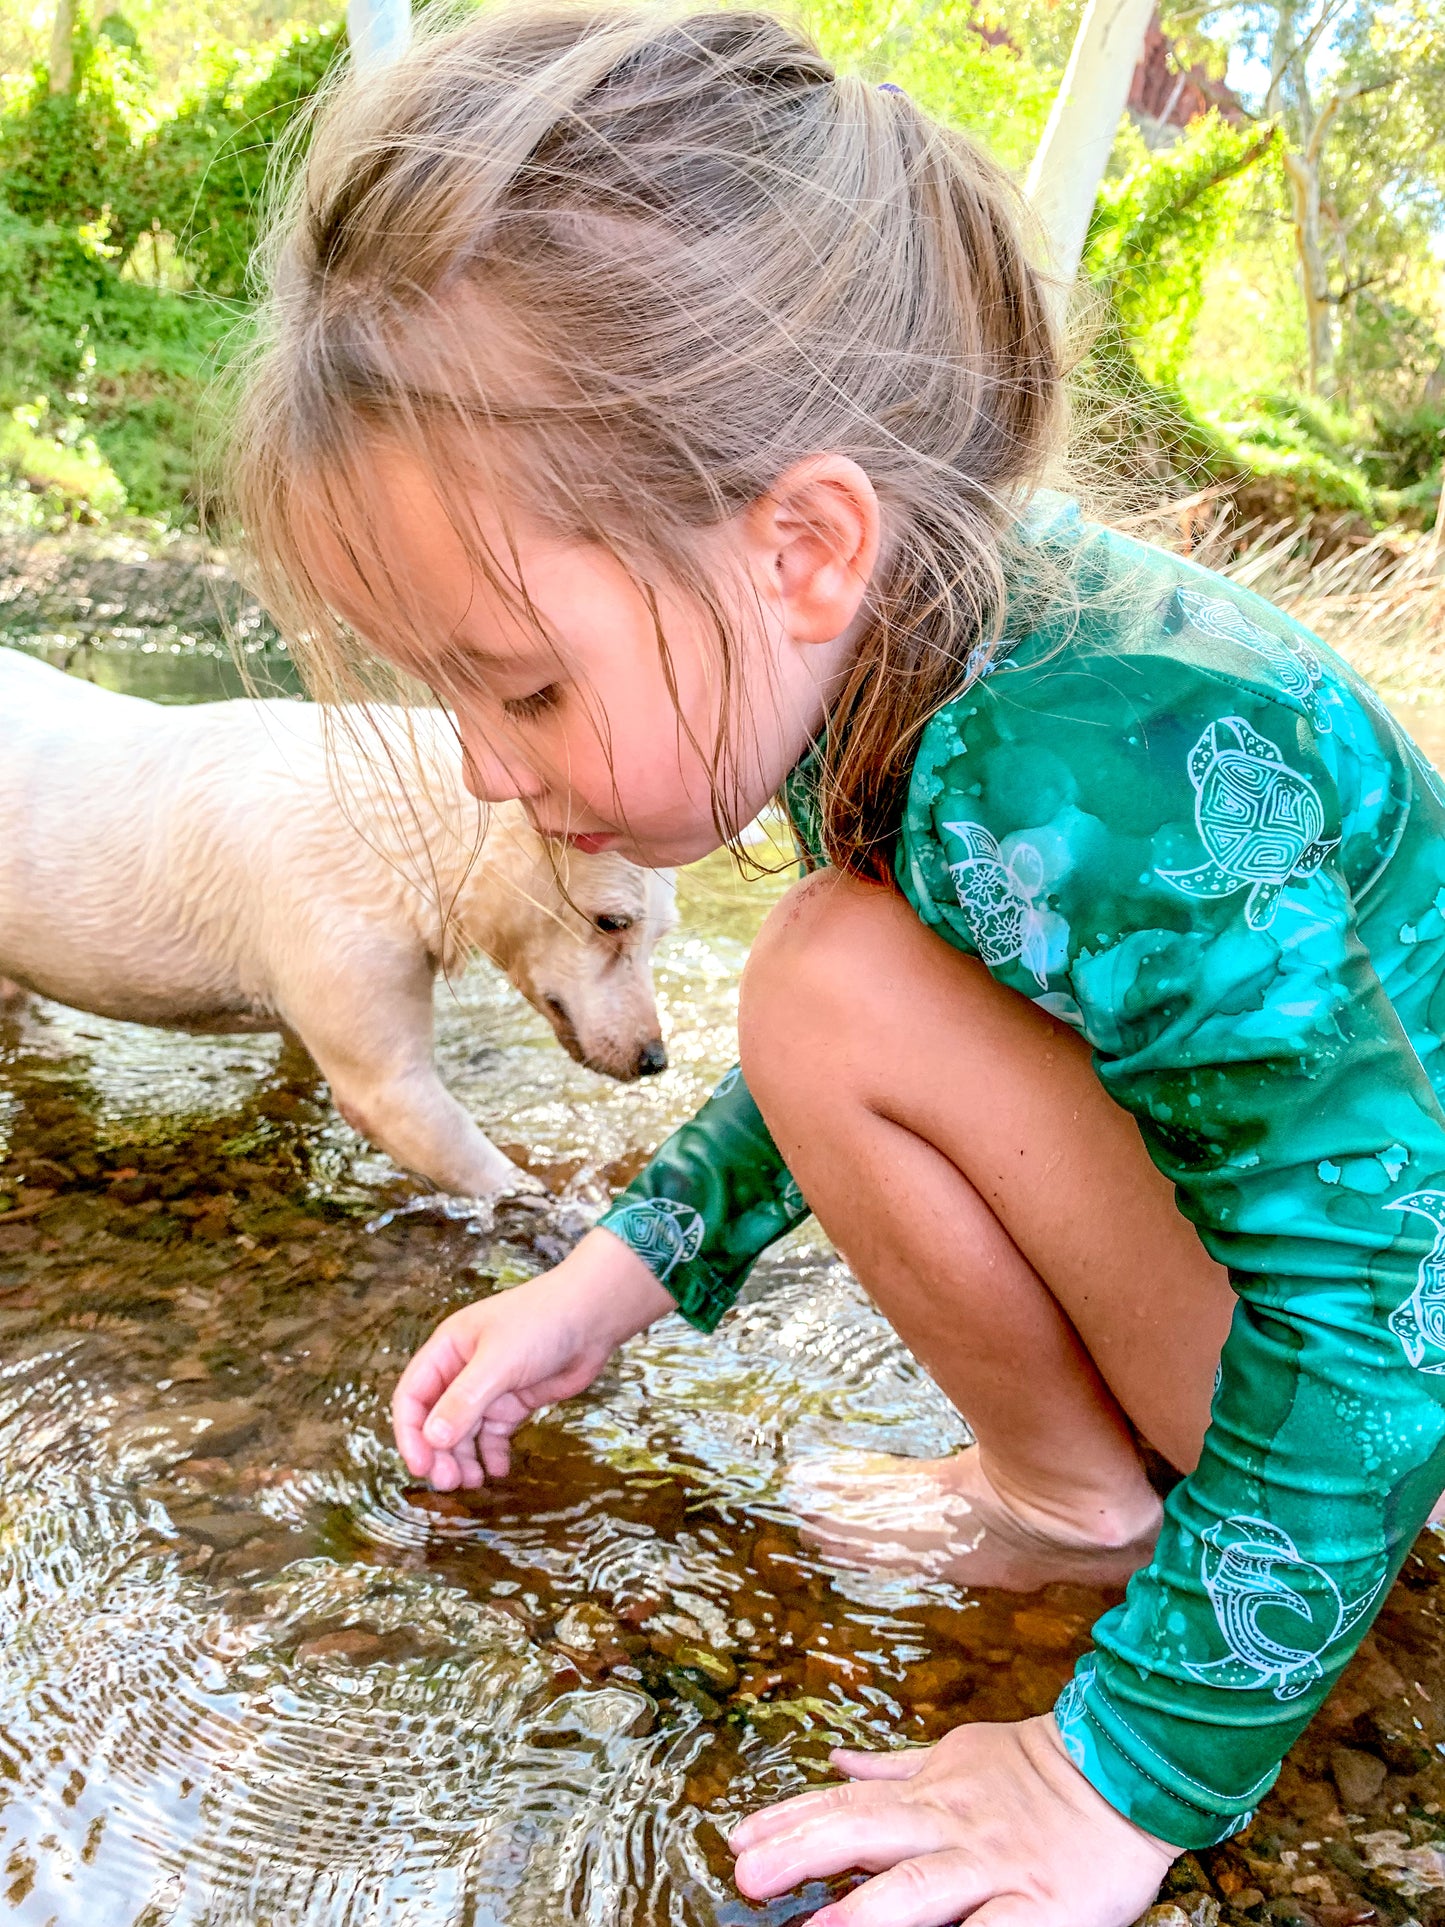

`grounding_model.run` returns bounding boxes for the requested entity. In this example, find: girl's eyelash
[502,684,562,719]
